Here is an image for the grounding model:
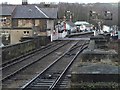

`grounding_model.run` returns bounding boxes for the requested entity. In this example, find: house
[0,1,58,44]
[60,21,77,33]
[0,5,15,28]
[0,5,16,45]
